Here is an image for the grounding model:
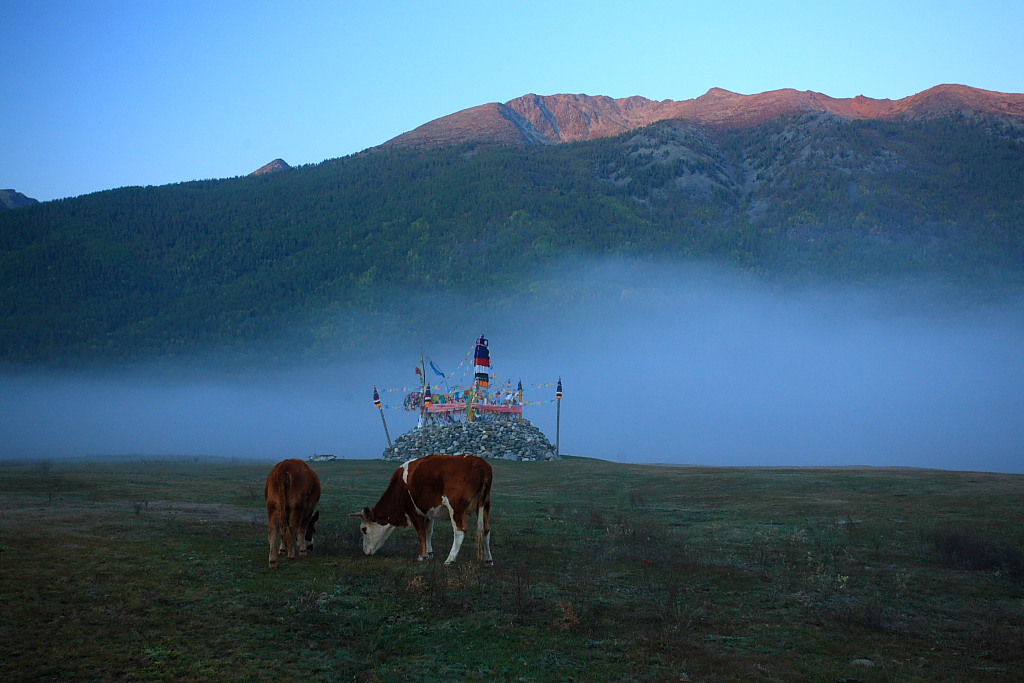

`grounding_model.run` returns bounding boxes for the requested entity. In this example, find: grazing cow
[352,453,492,566]
[265,458,321,568]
